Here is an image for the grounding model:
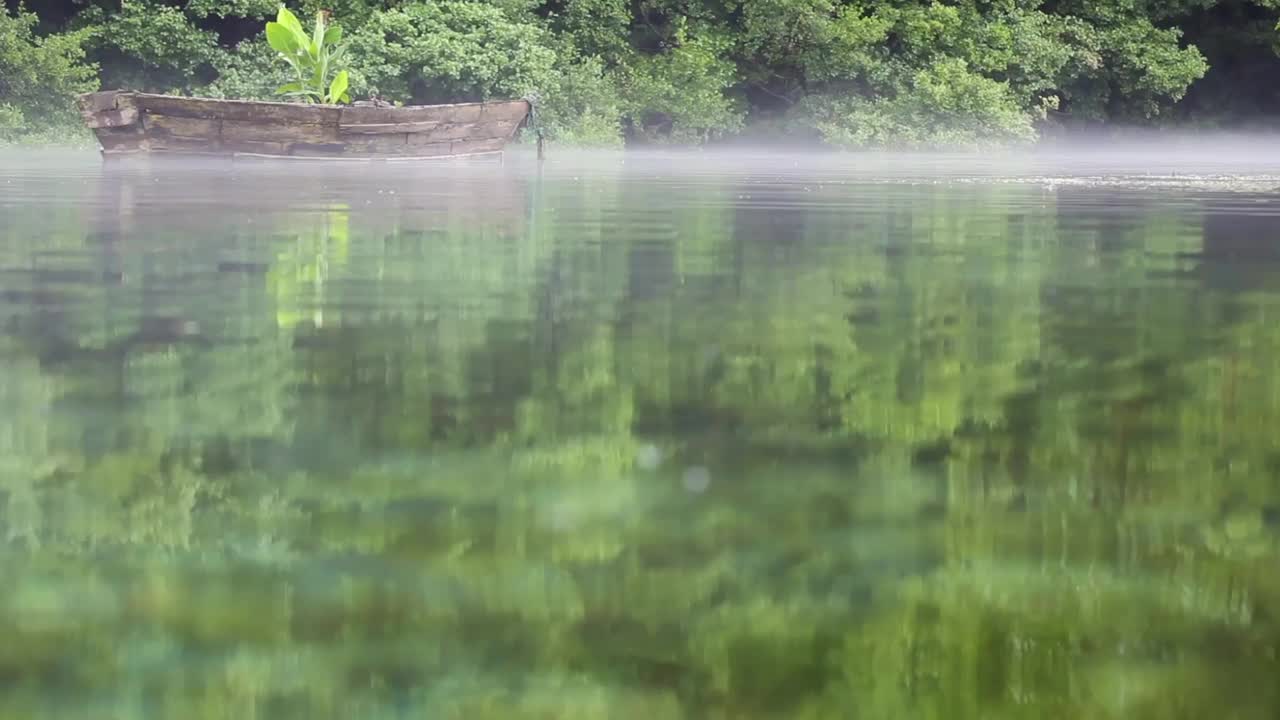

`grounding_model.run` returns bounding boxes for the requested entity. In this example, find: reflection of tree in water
[1197,207,1280,310]
[2,170,1280,717]
[1202,206,1280,262]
